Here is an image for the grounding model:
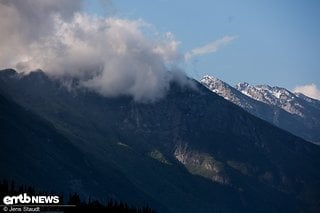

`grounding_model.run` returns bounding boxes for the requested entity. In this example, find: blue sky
[86,0,320,91]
